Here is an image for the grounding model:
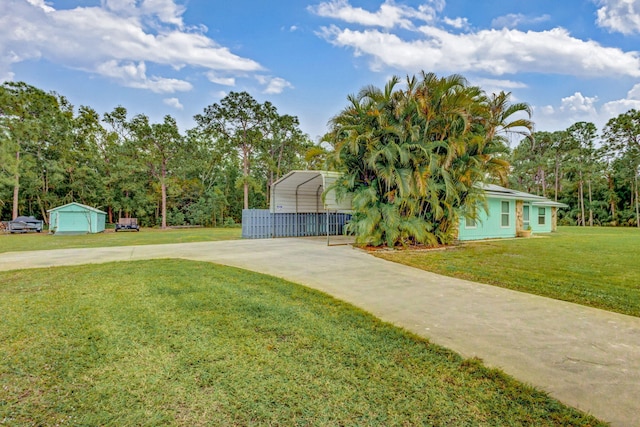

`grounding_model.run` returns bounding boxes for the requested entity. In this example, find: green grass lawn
[376,226,640,317]
[0,260,603,426]
[0,227,241,253]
